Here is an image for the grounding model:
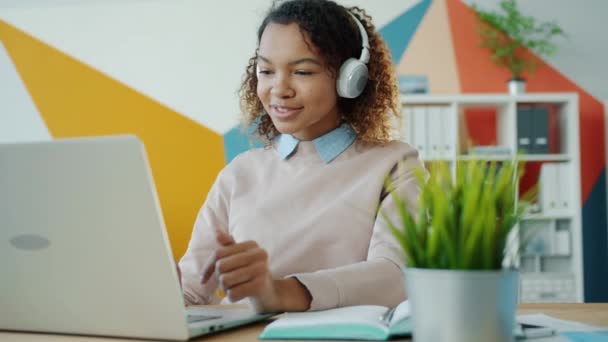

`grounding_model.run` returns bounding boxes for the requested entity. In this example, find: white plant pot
[404,268,518,342]
[508,79,526,95]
